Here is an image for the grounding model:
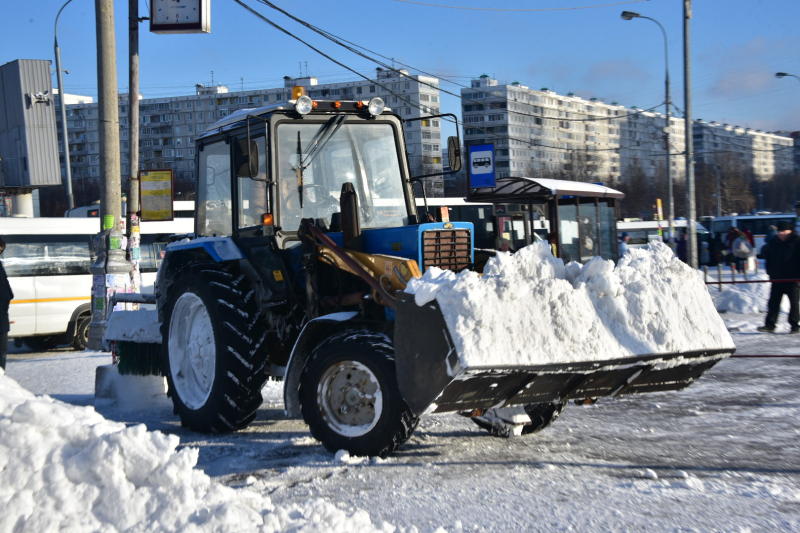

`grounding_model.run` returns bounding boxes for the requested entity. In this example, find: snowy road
[5,317,800,532]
